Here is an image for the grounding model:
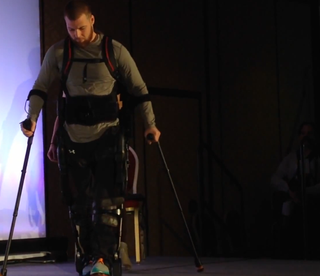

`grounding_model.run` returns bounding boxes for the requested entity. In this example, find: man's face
[65,13,95,47]
[299,124,316,149]
[299,125,315,141]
